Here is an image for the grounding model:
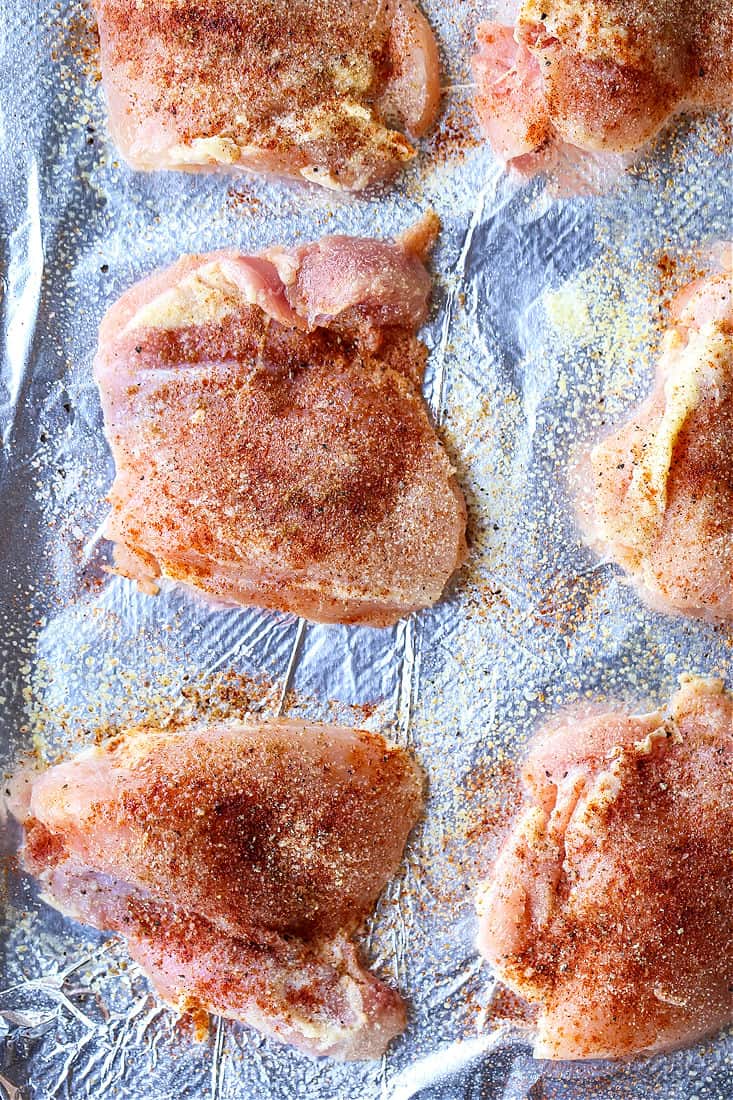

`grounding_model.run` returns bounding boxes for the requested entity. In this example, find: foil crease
[1,1,732,1097]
